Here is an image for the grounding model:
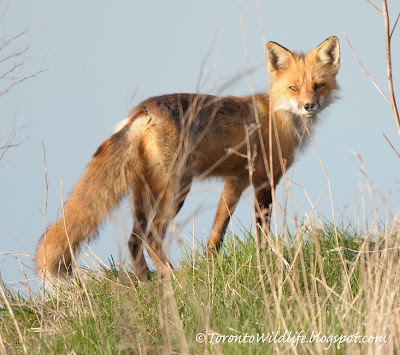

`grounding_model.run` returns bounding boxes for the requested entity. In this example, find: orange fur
[36,36,340,281]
